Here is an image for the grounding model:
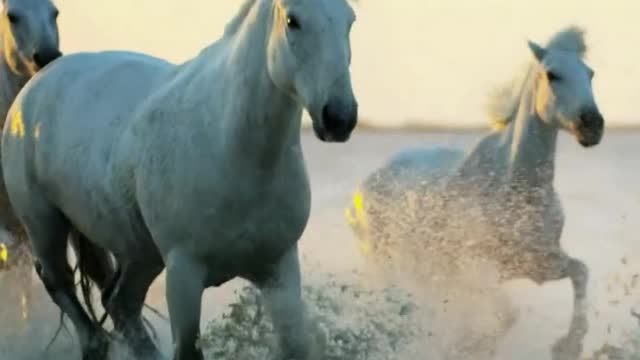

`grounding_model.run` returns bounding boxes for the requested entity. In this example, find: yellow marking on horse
[345,188,372,256]
[10,111,25,138]
[0,243,7,264]
[34,122,41,139]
